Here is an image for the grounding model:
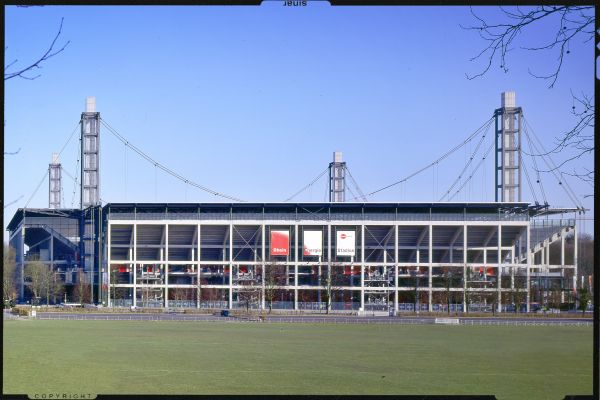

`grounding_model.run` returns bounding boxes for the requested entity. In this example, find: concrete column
[416,246,420,314]
[463,223,467,313]
[261,224,266,310]
[164,224,169,308]
[327,224,332,310]
[197,224,201,309]
[133,223,137,307]
[229,223,233,309]
[573,220,578,309]
[360,224,365,311]
[18,226,25,300]
[394,224,399,312]
[294,224,298,311]
[526,222,531,312]
[497,224,502,313]
[107,223,111,307]
[428,224,433,312]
